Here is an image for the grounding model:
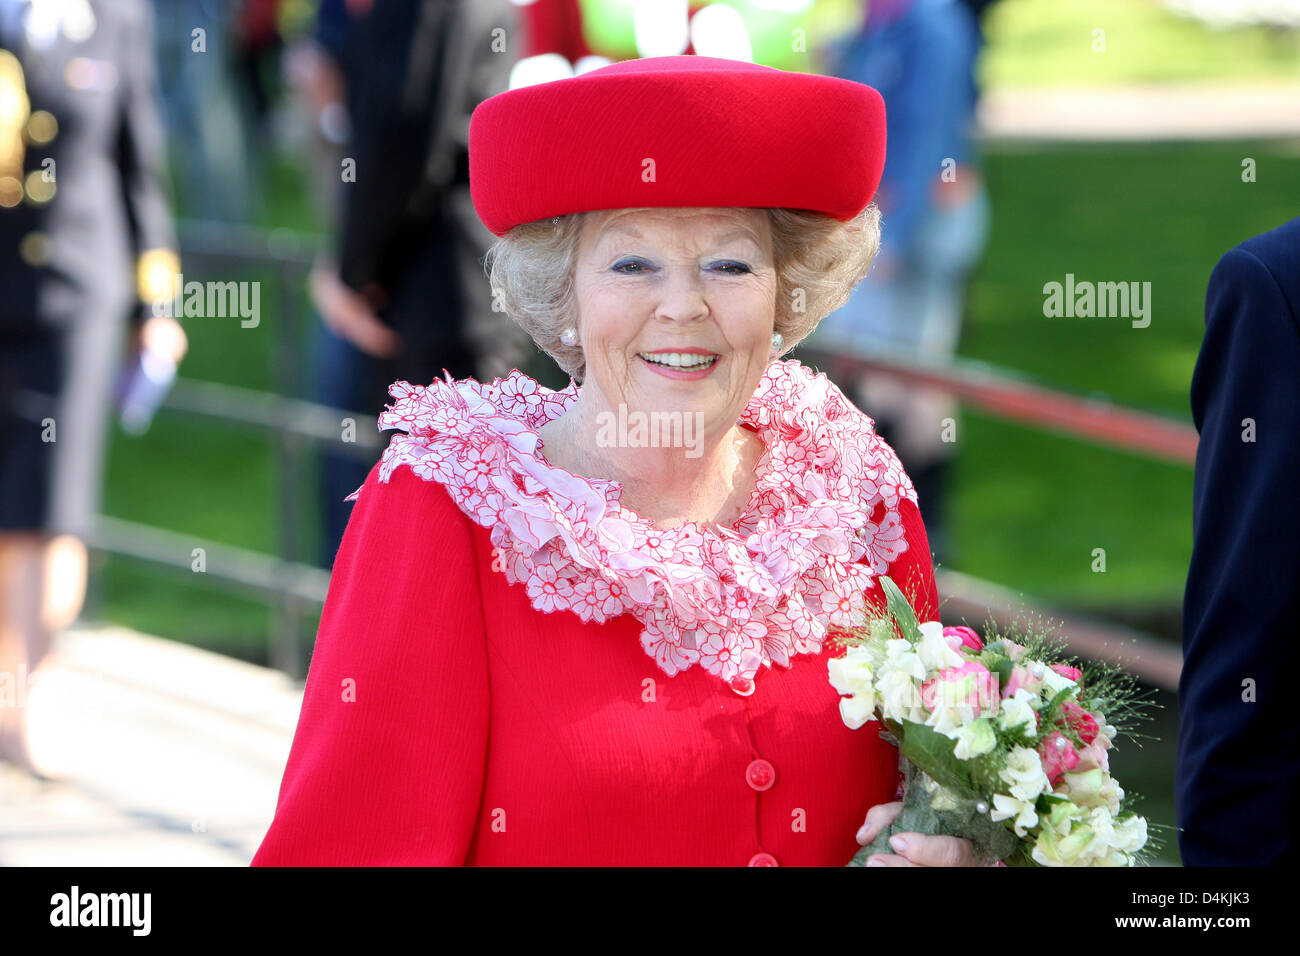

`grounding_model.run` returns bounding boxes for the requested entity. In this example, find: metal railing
[84,222,384,679]
[797,347,1198,467]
